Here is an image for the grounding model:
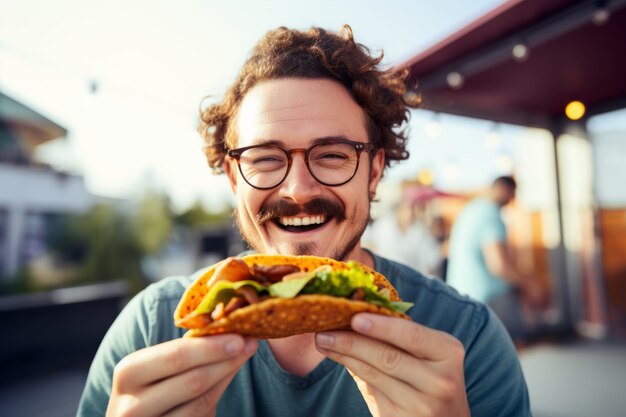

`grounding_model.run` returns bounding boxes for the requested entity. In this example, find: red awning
[398,0,626,128]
